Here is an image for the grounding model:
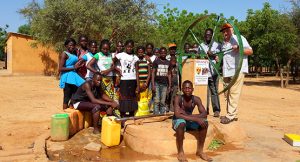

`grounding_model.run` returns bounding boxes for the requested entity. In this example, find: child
[145,43,156,64]
[87,39,117,101]
[112,41,124,90]
[166,44,177,110]
[152,47,171,114]
[145,43,156,112]
[71,72,119,134]
[154,48,160,58]
[182,43,191,60]
[77,35,89,78]
[135,46,151,99]
[167,43,177,61]
[114,40,139,117]
[59,38,85,109]
[169,56,179,112]
[81,40,98,80]
[135,46,151,116]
